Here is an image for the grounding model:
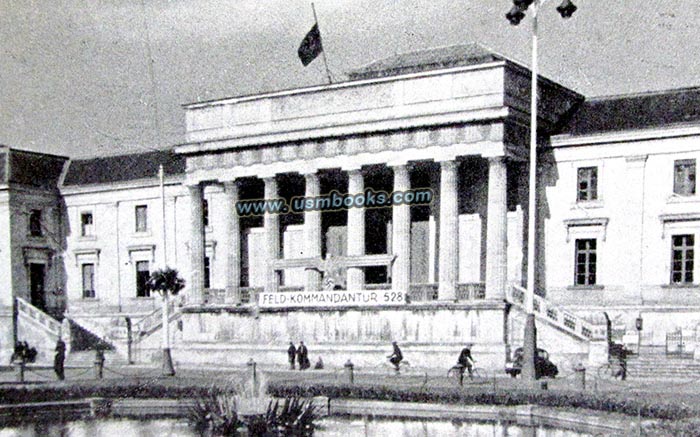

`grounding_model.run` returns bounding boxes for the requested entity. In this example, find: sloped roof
[563,87,700,136]
[62,150,185,186]
[348,43,504,81]
[0,147,68,189]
